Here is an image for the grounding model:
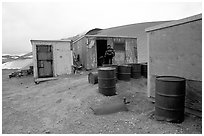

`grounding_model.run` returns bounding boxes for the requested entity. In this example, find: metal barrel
[98,67,116,96]
[141,63,147,78]
[128,63,141,79]
[118,65,131,81]
[111,65,118,80]
[102,64,112,67]
[155,76,186,123]
[102,64,118,82]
